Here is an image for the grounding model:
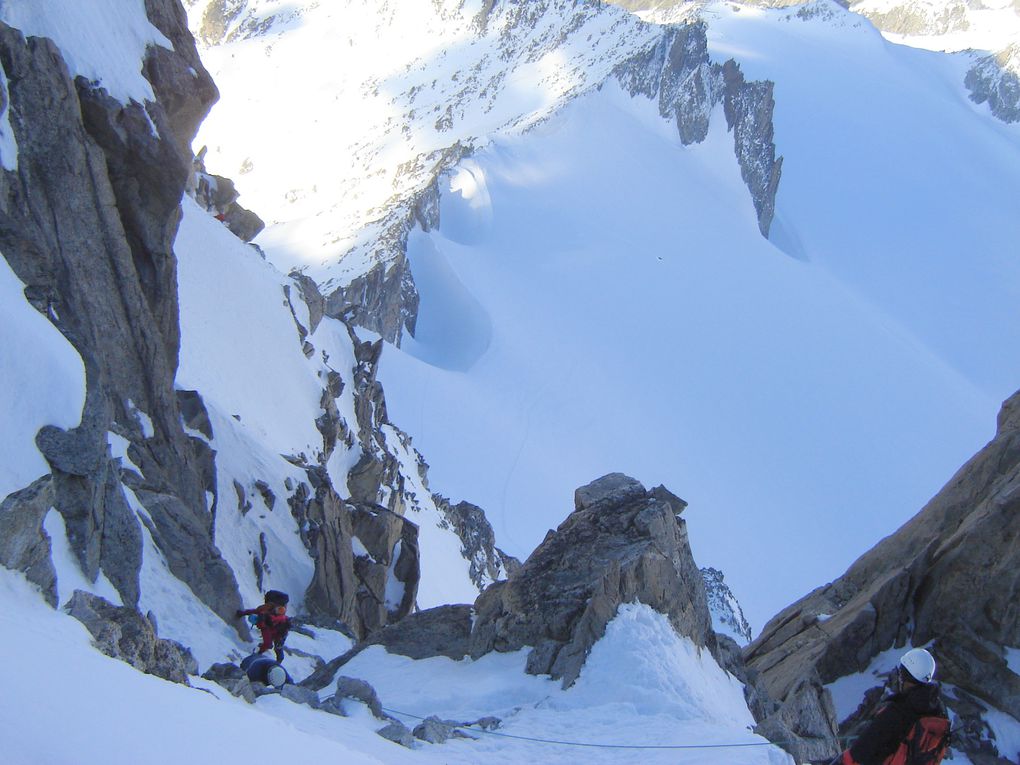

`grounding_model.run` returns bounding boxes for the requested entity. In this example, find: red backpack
[883,716,951,765]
